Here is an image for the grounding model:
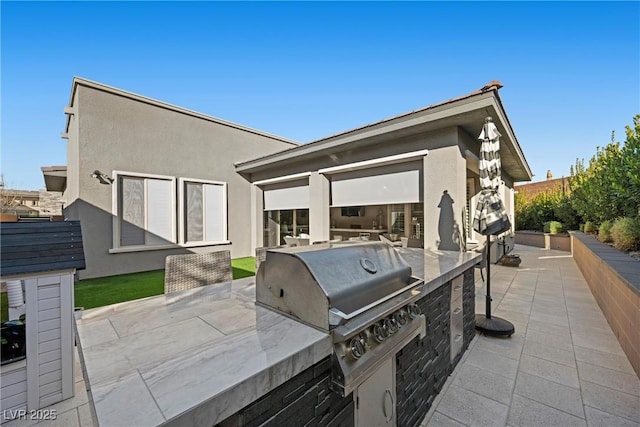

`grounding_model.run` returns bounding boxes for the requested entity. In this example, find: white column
[423,145,466,251]
[309,172,330,243]
[251,184,264,252]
